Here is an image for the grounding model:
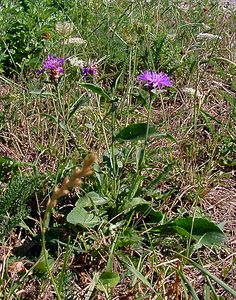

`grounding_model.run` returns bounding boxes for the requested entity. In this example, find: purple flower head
[37,54,65,80]
[82,63,98,80]
[138,71,172,91]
